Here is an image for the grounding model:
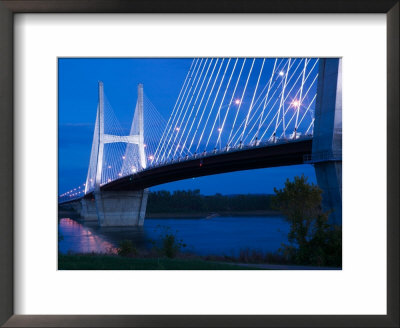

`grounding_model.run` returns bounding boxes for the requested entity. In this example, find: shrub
[117,240,137,257]
[153,226,186,258]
